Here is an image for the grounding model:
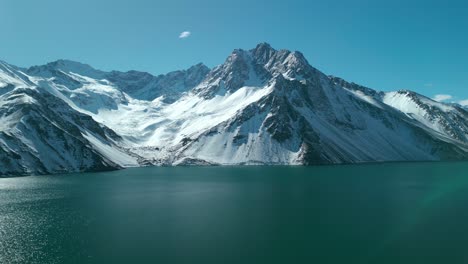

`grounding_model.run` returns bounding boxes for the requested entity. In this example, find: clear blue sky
[1,0,468,102]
